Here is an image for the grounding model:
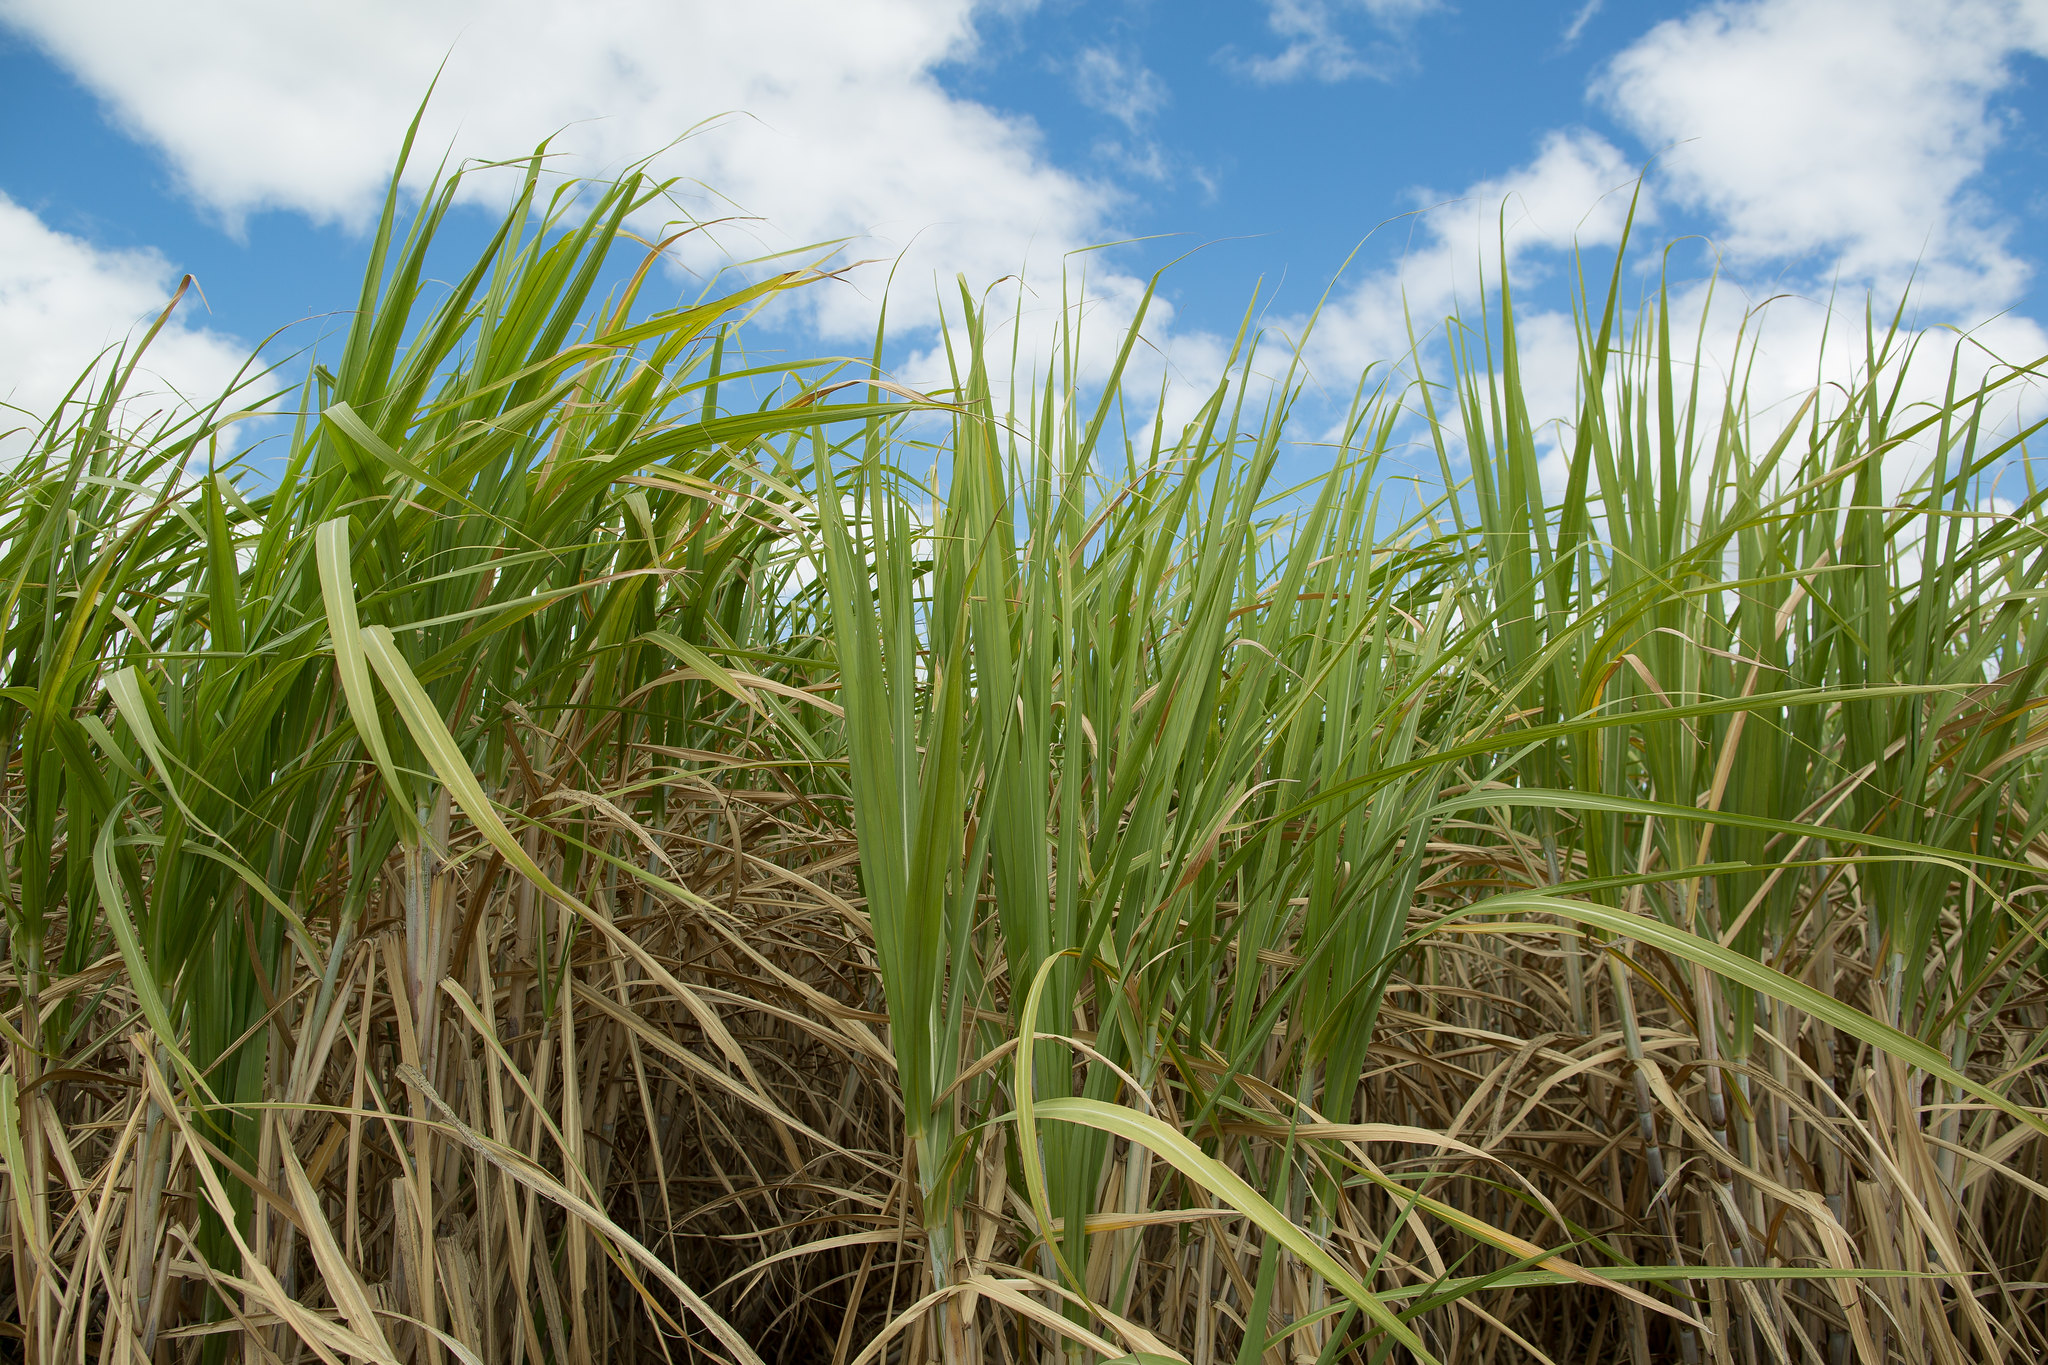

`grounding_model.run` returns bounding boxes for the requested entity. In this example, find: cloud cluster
[0,193,252,456]
[1599,0,2048,313]
[0,0,1126,345]
[1298,0,2048,463]
[1300,130,1641,380]
[1,0,2043,478]
[1071,46,1175,184]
